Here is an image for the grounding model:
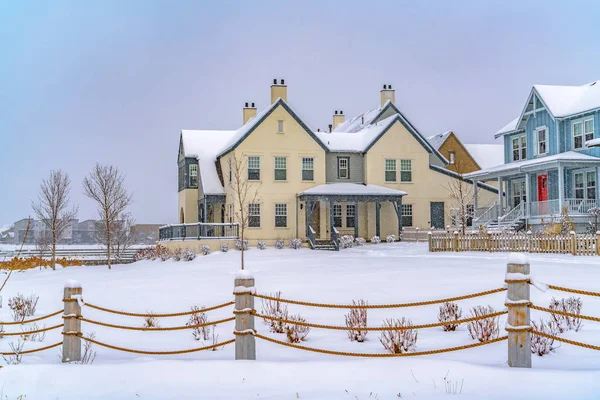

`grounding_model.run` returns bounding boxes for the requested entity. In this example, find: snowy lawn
[1,243,599,399]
